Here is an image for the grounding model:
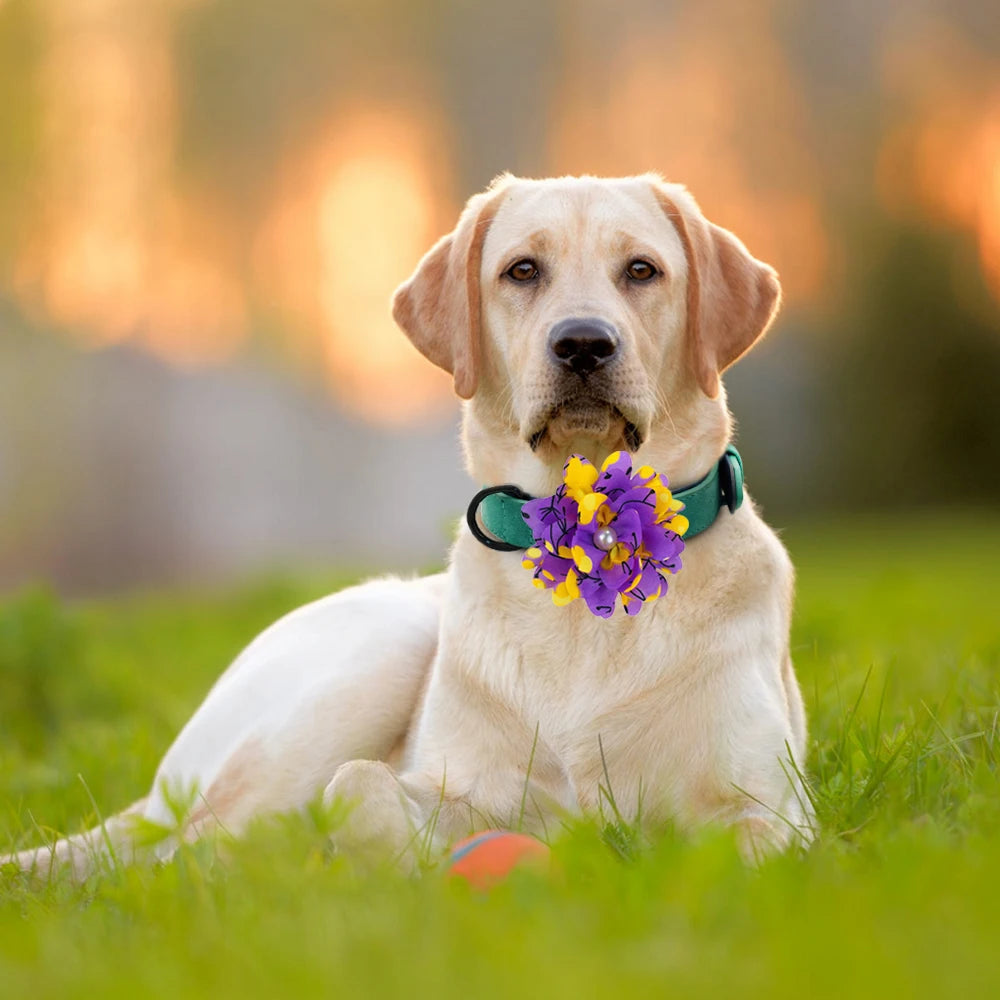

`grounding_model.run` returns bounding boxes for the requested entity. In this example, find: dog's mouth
[527,401,644,454]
